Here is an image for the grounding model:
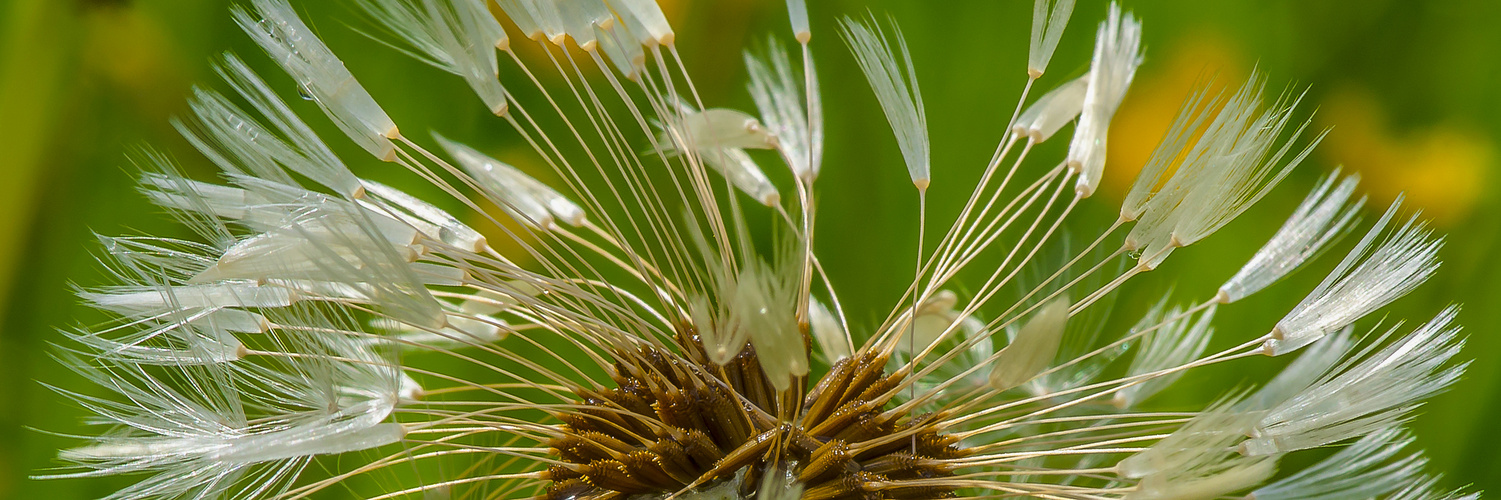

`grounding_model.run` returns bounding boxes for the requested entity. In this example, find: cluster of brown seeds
[542,325,968,499]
